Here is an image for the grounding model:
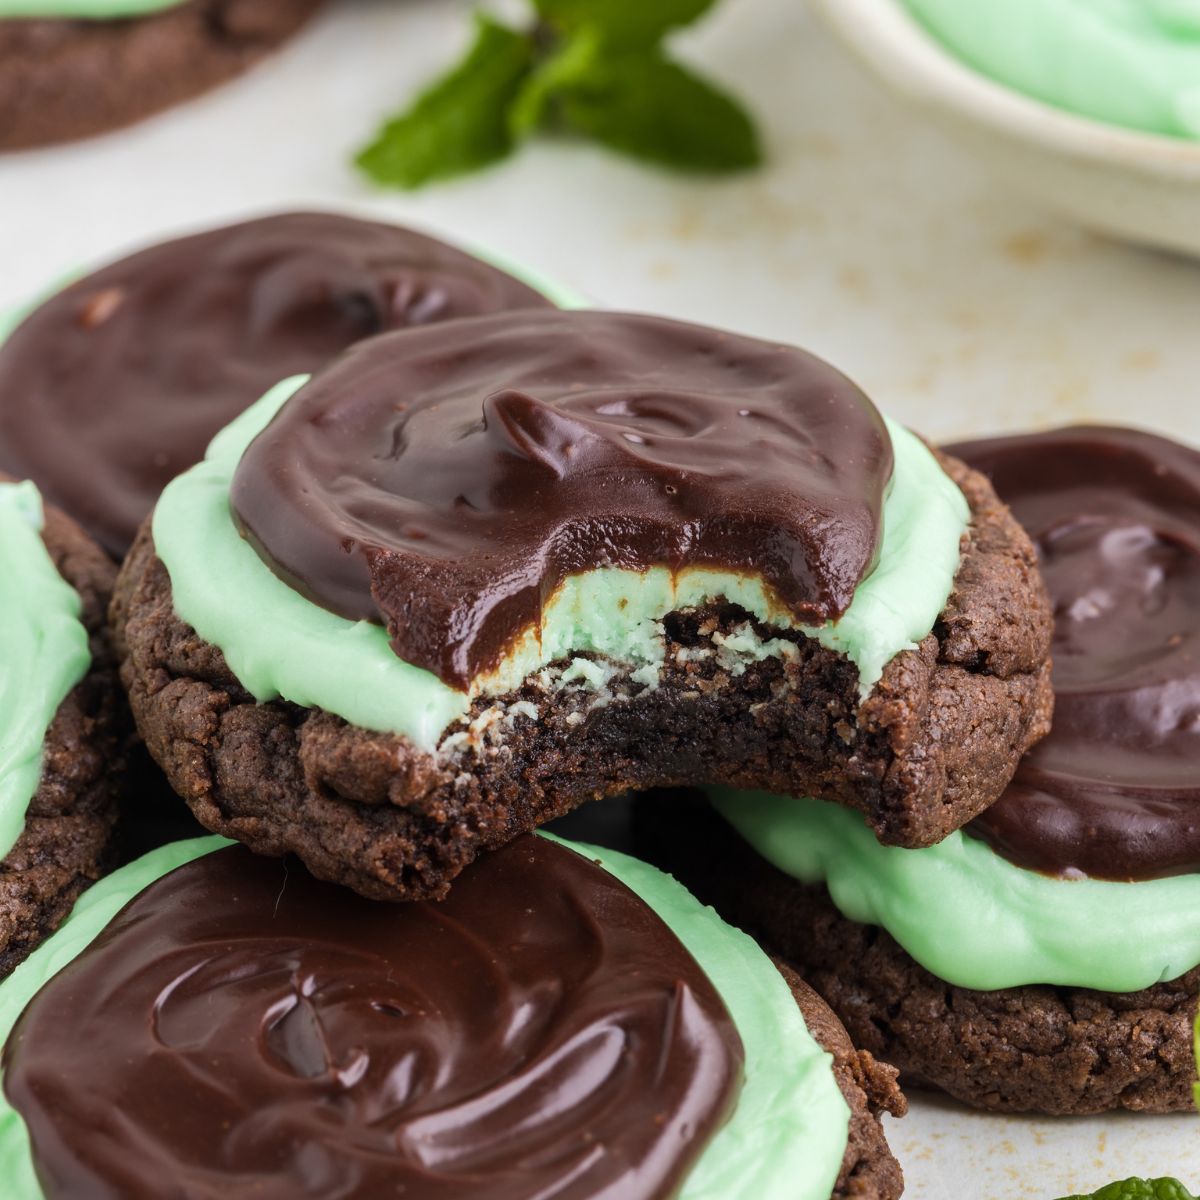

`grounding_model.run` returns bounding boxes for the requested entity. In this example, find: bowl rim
[807,0,1200,179]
